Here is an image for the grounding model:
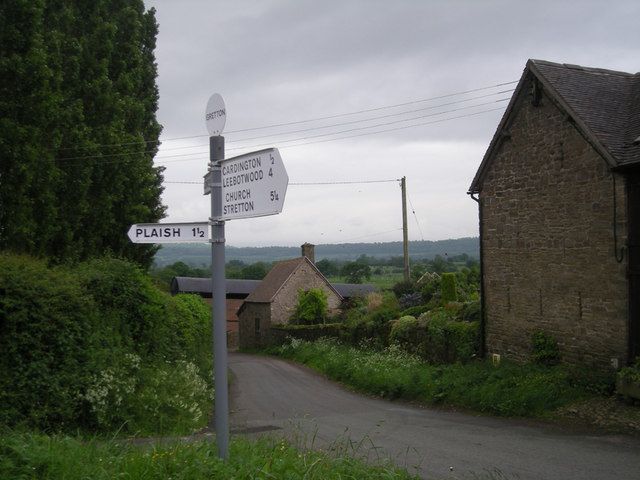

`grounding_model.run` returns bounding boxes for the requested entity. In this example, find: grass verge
[0,431,417,479]
[267,338,612,418]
